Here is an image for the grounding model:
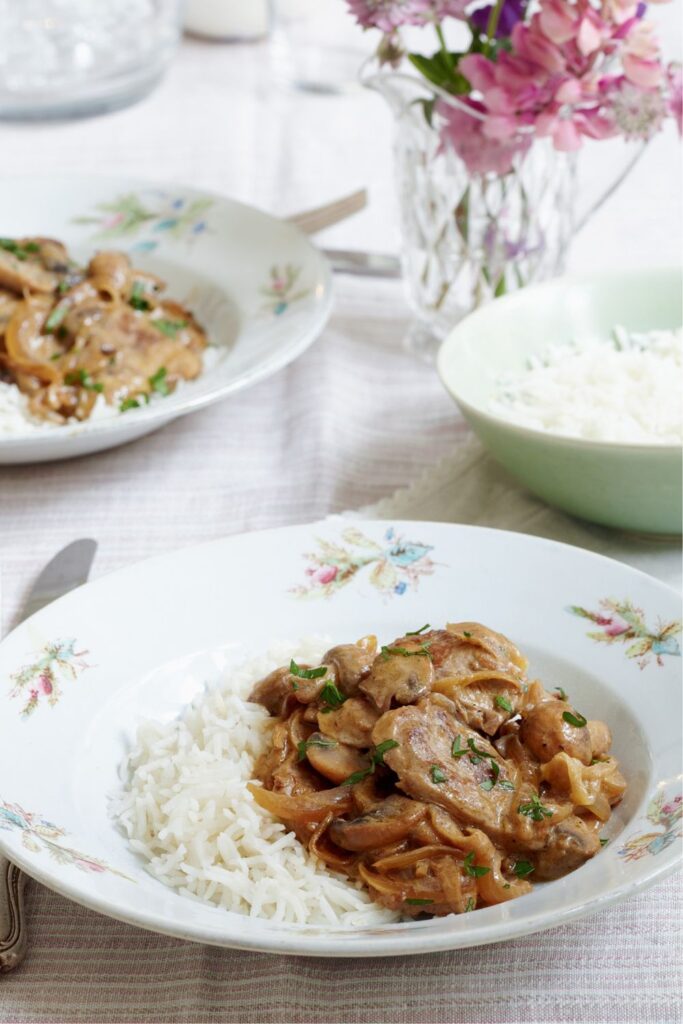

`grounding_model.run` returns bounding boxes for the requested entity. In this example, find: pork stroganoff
[249,623,626,918]
[0,236,207,425]
[117,623,625,925]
